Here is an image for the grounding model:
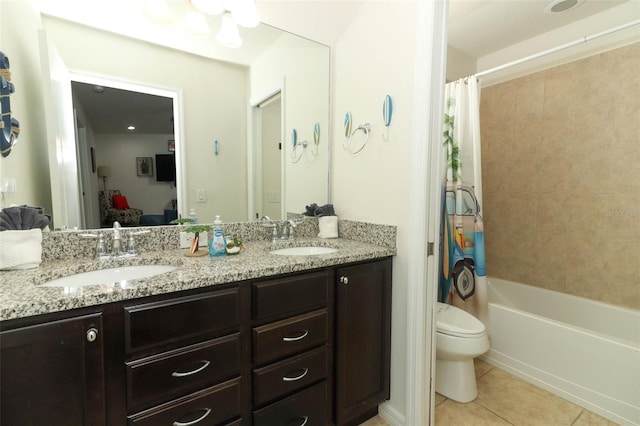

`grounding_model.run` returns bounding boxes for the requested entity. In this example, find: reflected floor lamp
[98,166,111,191]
